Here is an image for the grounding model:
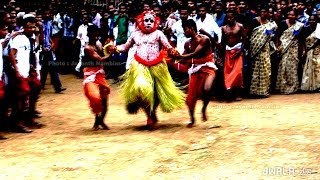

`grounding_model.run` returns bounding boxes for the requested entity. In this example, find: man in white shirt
[195,3,222,44]
[8,14,42,133]
[75,14,92,73]
[171,5,194,54]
